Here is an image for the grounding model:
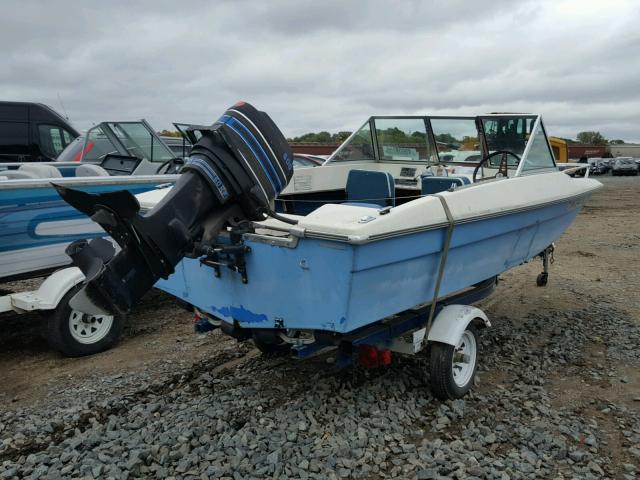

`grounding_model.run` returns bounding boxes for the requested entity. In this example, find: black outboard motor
[55,102,293,316]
